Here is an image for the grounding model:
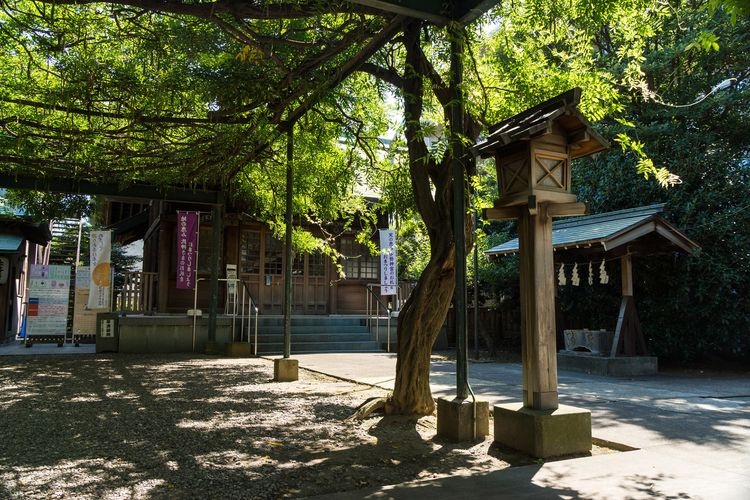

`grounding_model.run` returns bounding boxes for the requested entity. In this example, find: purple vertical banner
[176,211,199,289]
